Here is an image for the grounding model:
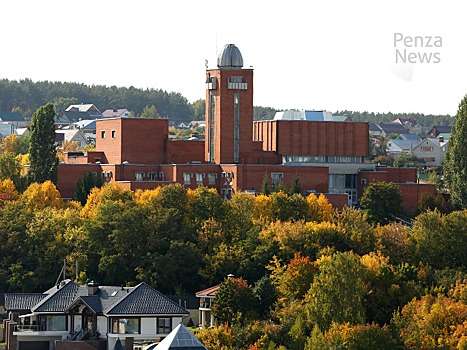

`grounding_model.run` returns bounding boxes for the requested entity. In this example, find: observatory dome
[217,44,243,68]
